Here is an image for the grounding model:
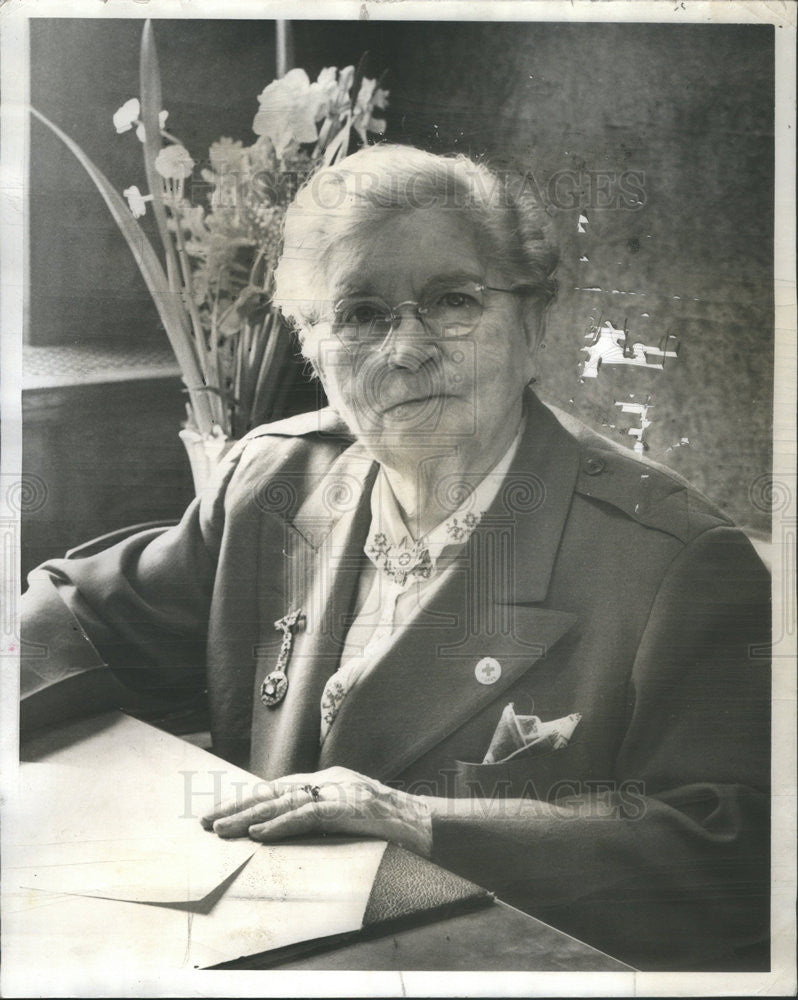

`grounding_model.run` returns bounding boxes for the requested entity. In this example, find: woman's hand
[200,766,433,857]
